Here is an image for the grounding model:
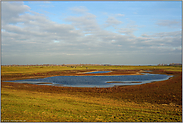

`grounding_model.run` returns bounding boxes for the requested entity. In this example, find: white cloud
[156,20,181,28]
[65,13,99,32]
[105,17,122,27]
[2,3,85,57]
[2,2,30,25]
[70,6,88,14]
[115,13,125,17]
[118,28,137,36]
[139,31,181,52]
